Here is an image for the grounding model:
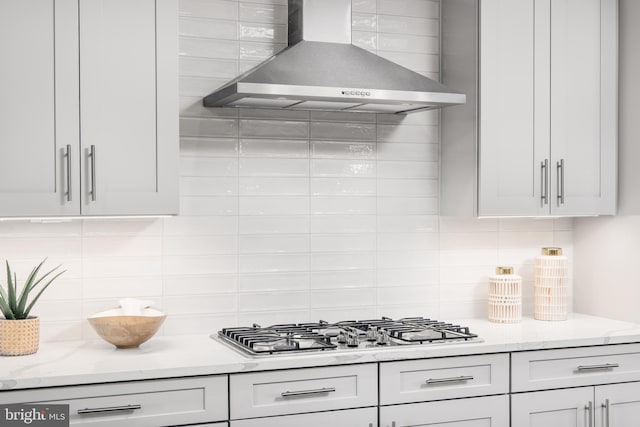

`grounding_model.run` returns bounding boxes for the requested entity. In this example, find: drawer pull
[77,404,142,415]
[281,387,336,398]
[425,375,474,385]
[577,363,620,372]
